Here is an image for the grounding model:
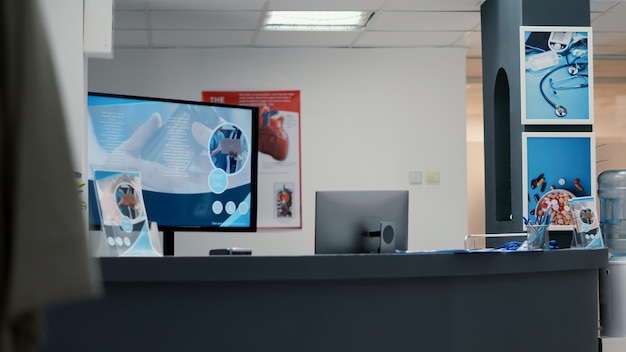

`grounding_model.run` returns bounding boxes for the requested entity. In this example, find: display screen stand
[163,230,175,256]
